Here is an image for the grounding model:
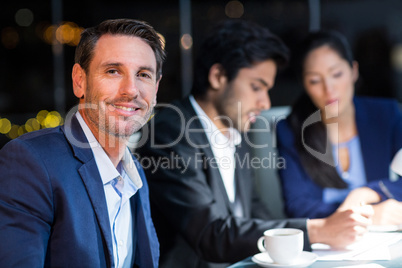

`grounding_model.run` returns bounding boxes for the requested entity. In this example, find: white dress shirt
[189,95,242,203]
[76,112,143,268]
